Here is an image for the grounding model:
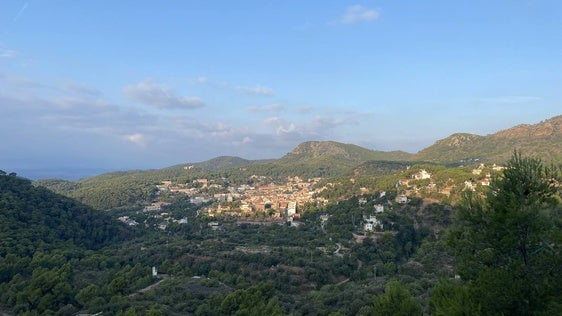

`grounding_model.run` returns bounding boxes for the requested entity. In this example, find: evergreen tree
[440,152,562,315]
[361,280,422,316]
